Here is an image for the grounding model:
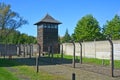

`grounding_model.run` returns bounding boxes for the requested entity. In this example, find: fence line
[61,40,120,60]
[0,44,39,57]
[1,40,120,60]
